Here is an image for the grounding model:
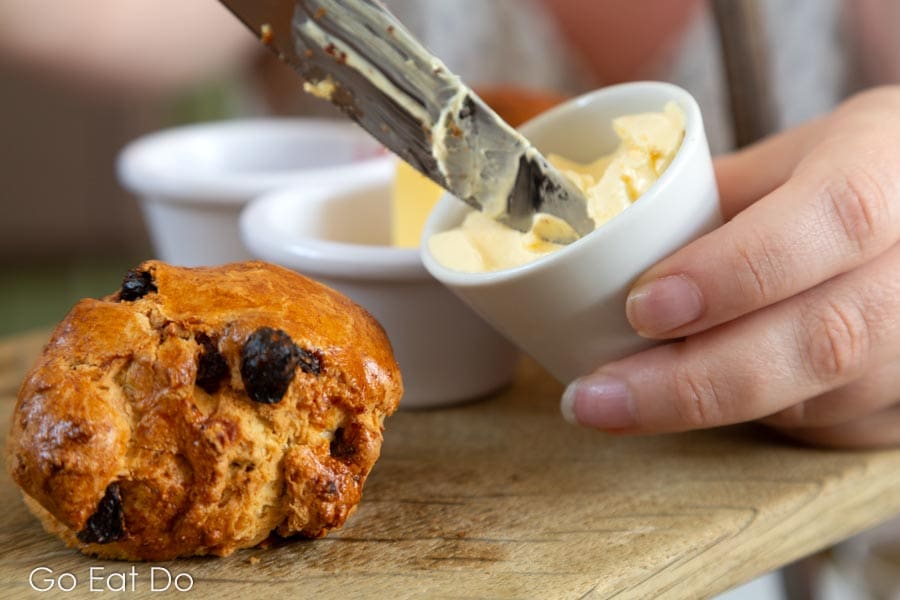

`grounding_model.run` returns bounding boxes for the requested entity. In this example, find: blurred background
[6,0,898,337]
